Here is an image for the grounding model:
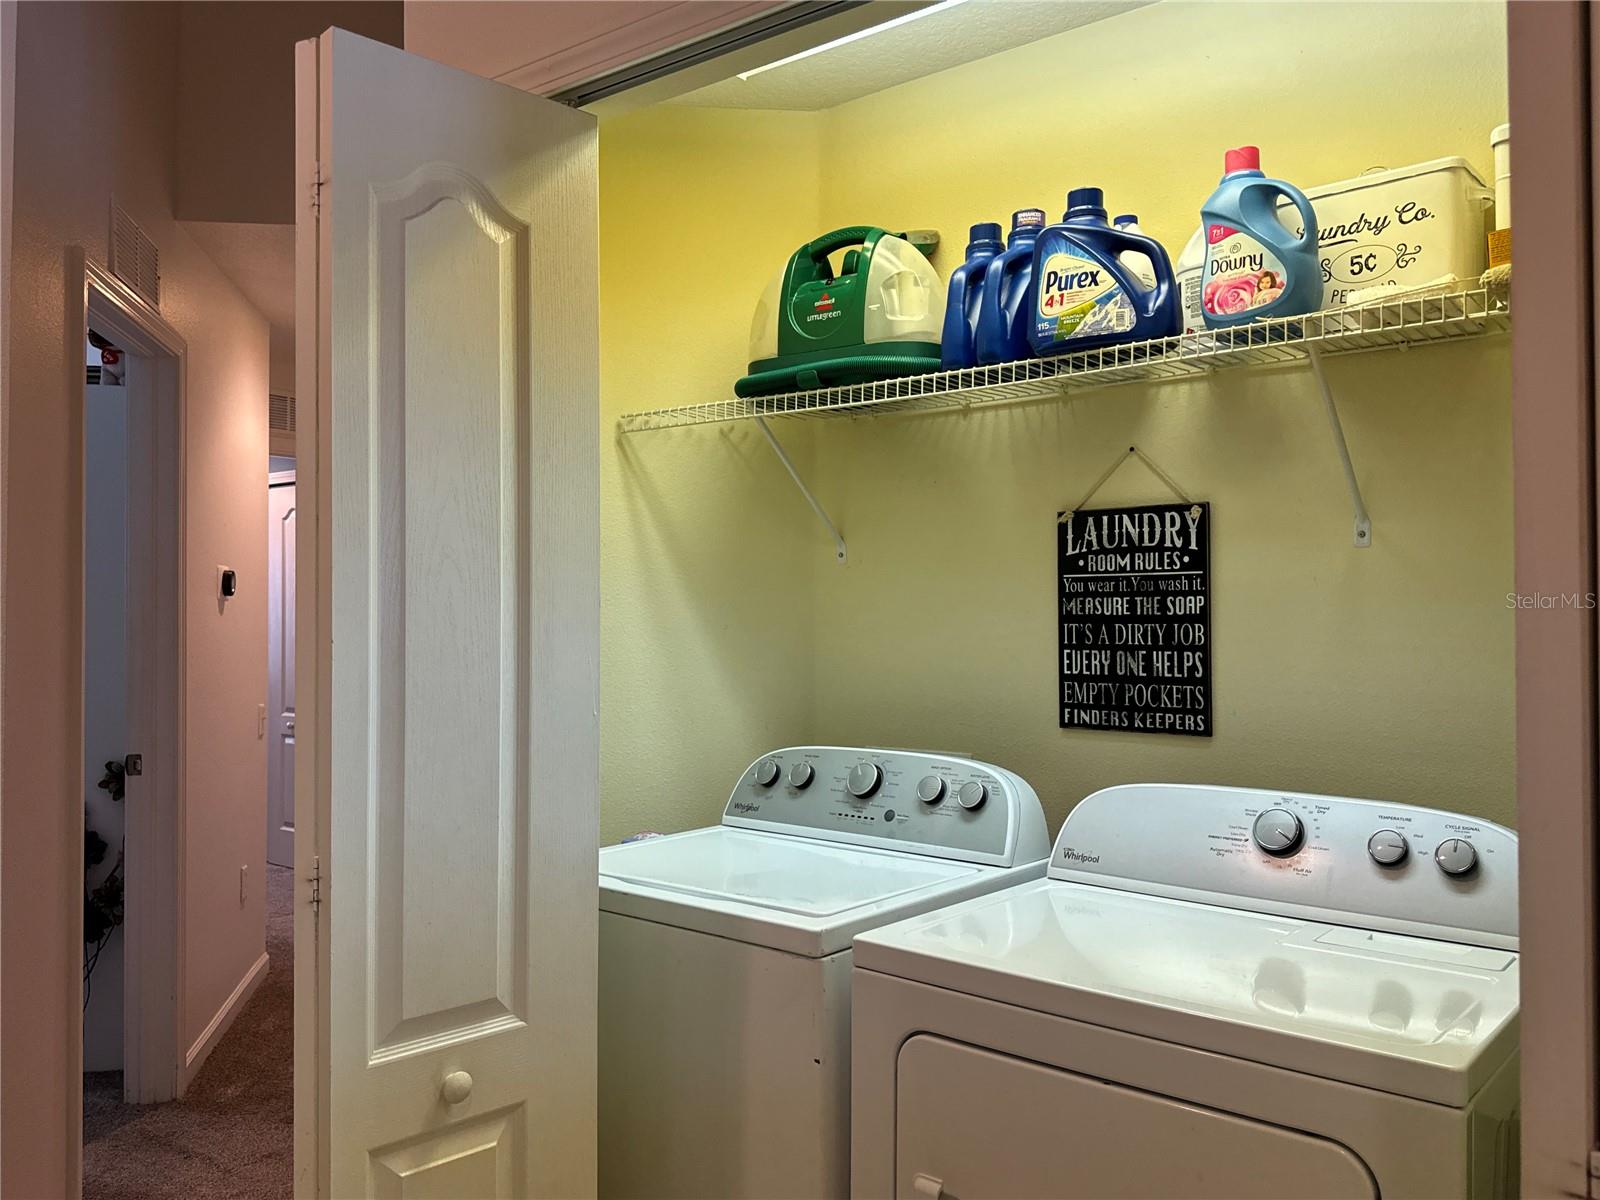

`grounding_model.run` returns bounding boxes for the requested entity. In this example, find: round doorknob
[441,1070,473,1104]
